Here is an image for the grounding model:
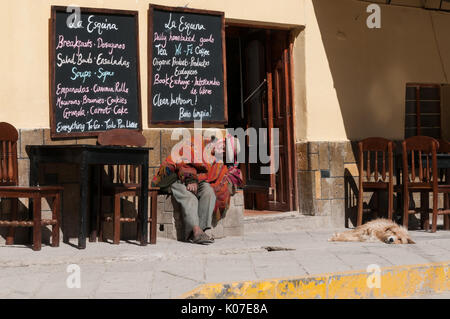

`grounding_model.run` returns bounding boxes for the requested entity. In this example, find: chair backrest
[0,122,19,186]
[437,139,450,153]
[97,129,147,184]
[402,135,439,184]
[437,139,450,183]
[358,137,394,183]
